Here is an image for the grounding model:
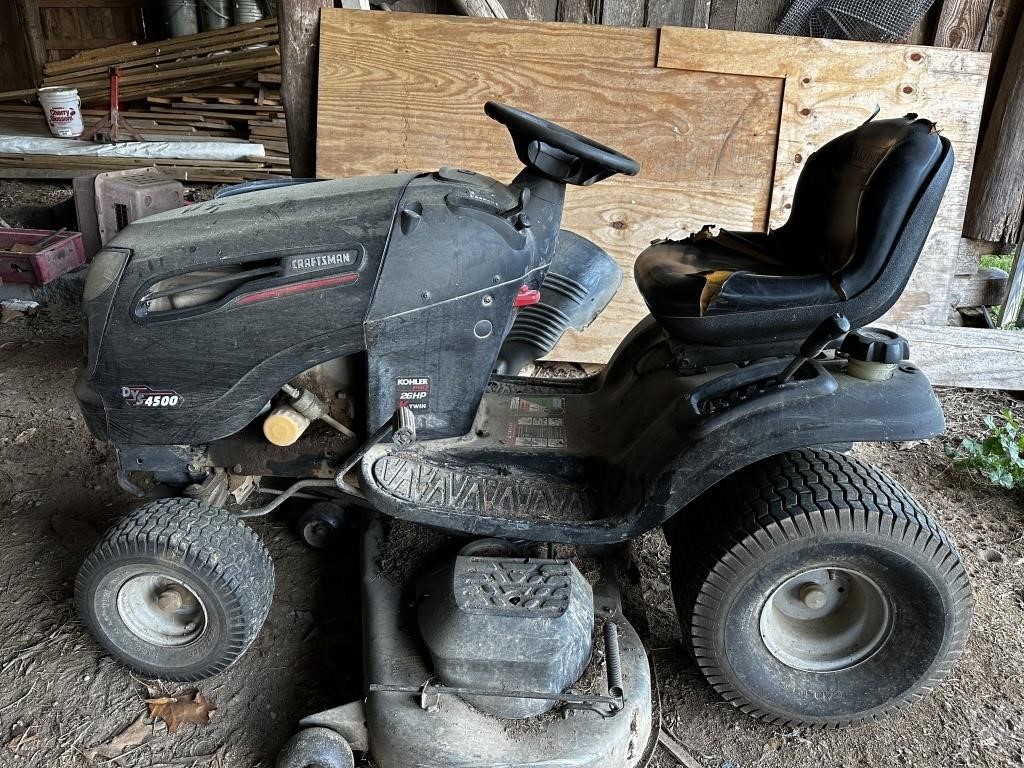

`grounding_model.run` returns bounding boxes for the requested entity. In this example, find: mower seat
[634,114,953,353]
